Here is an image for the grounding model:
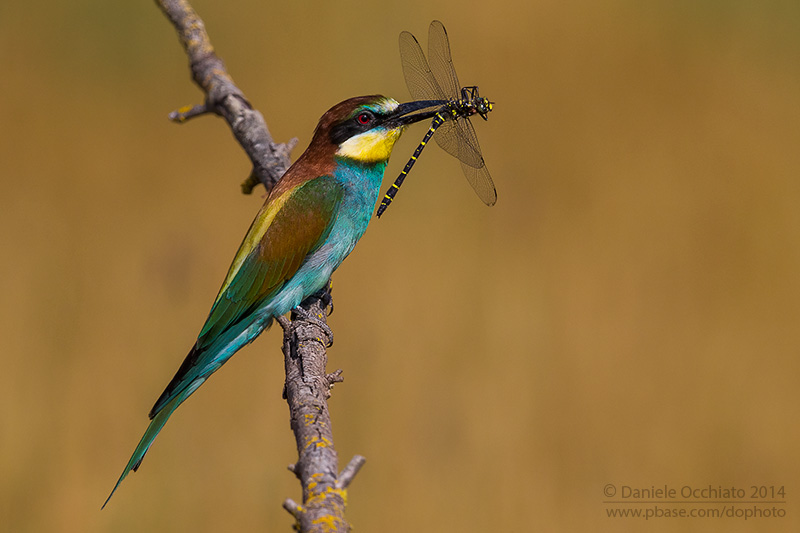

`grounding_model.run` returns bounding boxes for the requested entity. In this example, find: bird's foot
[282,279,334,346]
[291,306,334,347]
[277,313,332,347]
